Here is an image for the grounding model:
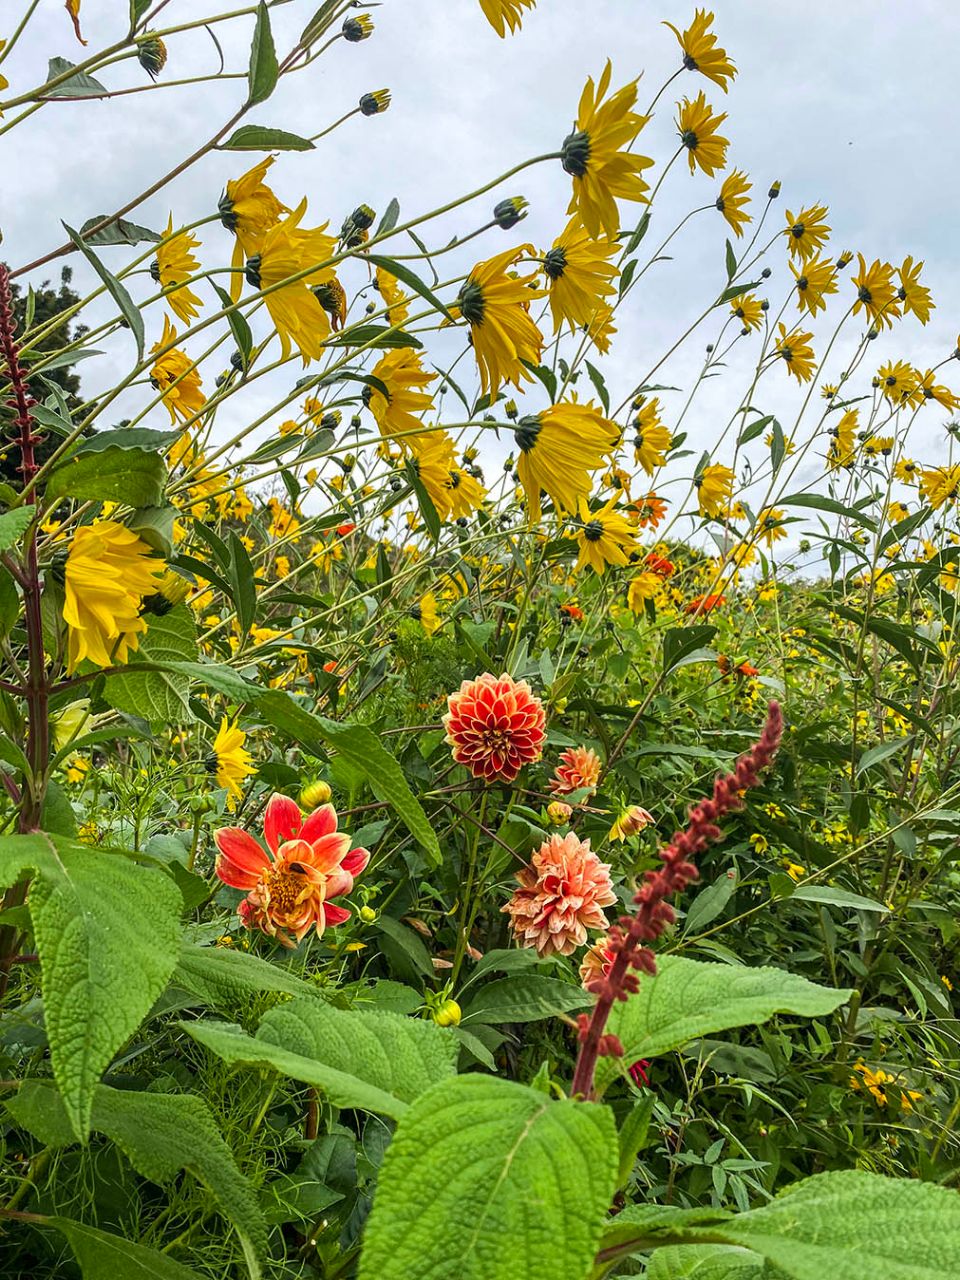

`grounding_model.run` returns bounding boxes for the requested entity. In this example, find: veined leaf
[0,505,35,549]
[173,940,316,1007]
[43,58,107,98]
[103,605,198,727]
[46,1218,203,1278]
[79,216,161,246]
[63,222,144,359]
[46,443,166,506]
[221,125,315,151]
[247,2,278,106]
